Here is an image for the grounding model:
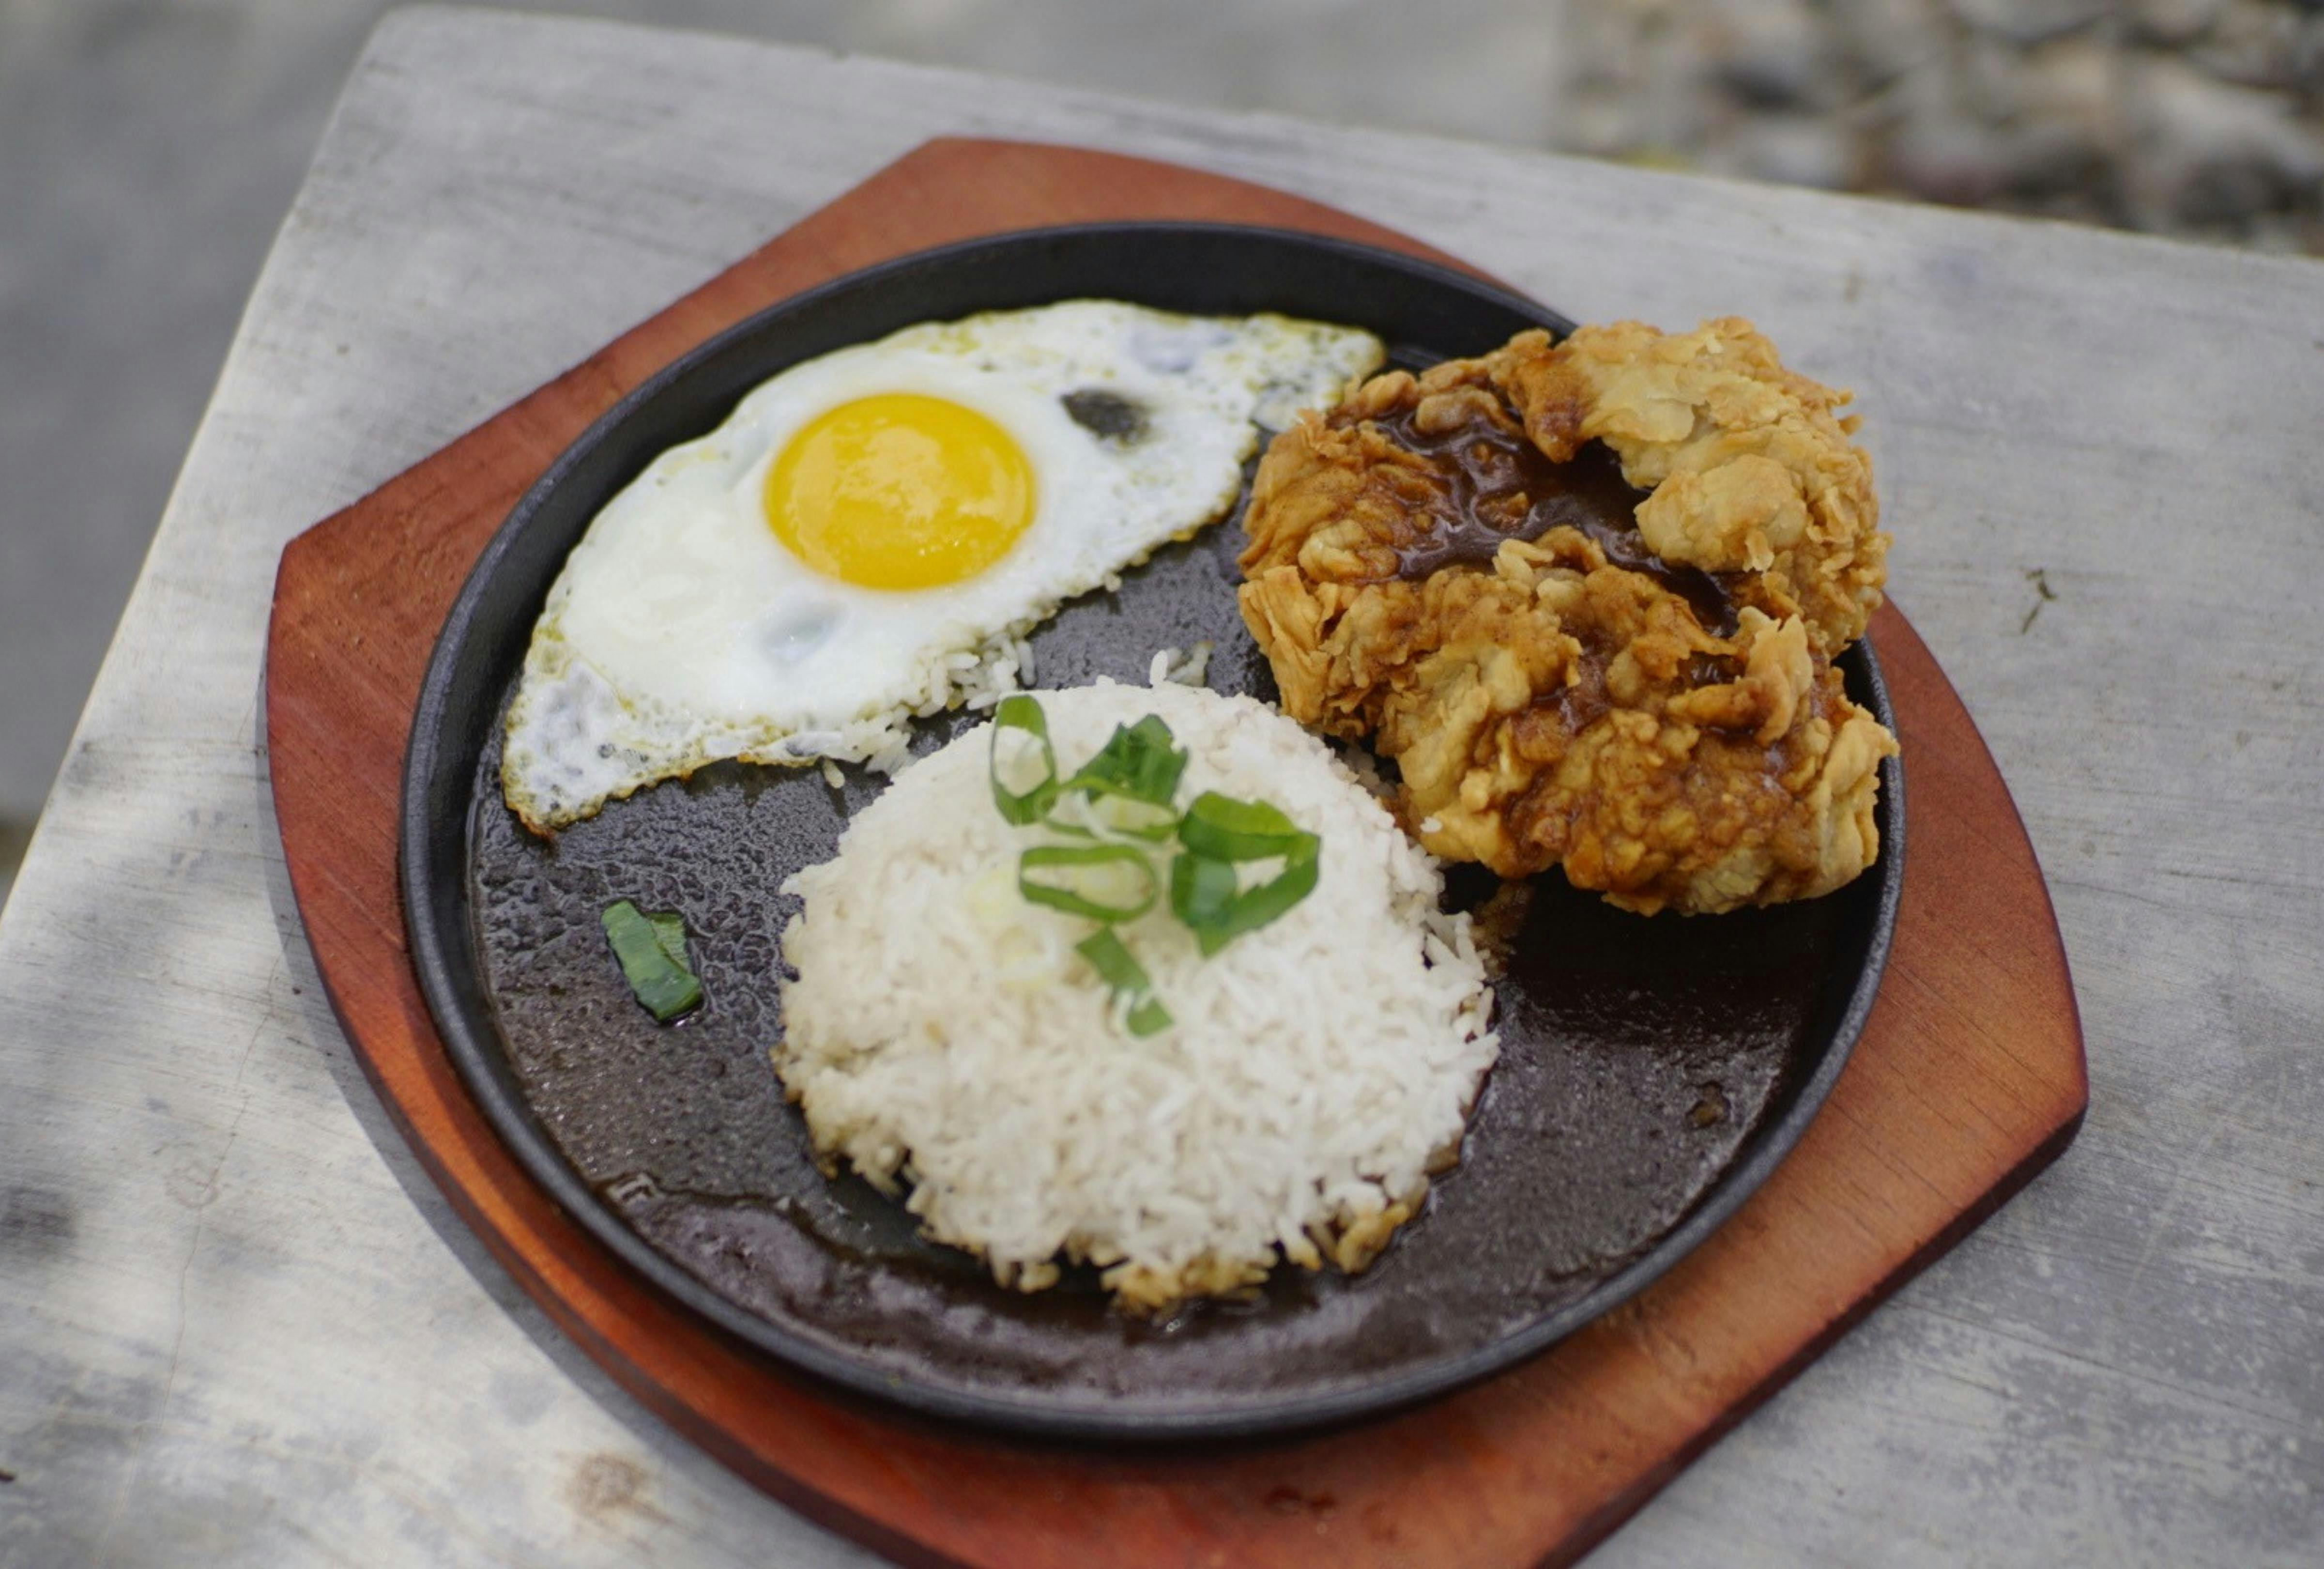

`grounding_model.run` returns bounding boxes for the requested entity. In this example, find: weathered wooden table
[3,10,2319,1566]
